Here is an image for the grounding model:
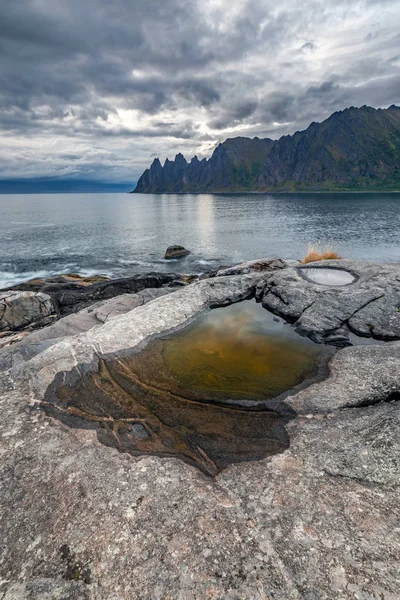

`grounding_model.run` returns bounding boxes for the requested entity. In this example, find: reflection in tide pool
[43,301,331,475]
[161,301,329,403]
